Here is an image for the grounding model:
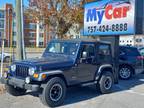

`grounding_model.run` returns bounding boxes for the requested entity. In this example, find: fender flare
[95,64,113,81]
[38,70,64,81]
